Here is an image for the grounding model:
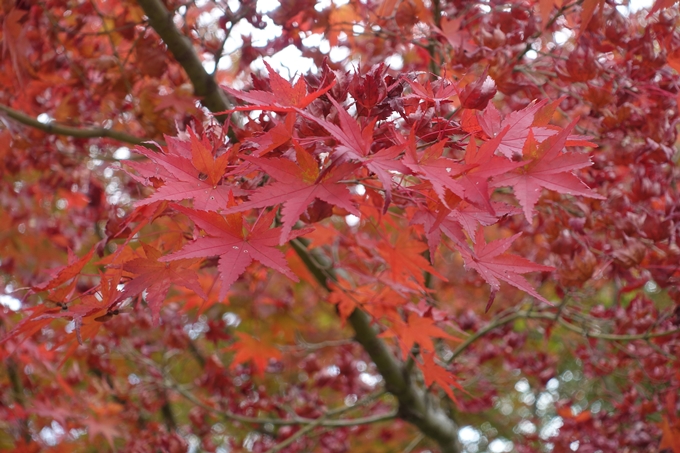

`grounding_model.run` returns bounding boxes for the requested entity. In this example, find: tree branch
[135,0,231,123]
[0,103,156,148]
